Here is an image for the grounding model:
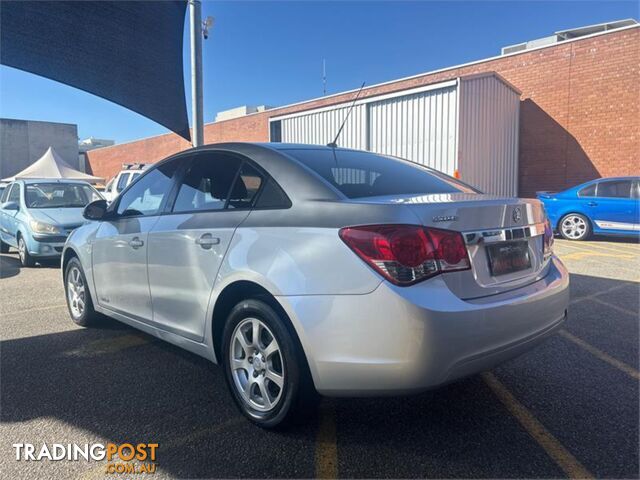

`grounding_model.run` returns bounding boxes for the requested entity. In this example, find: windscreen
[285,149,478,198]
[25,183,102,209]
